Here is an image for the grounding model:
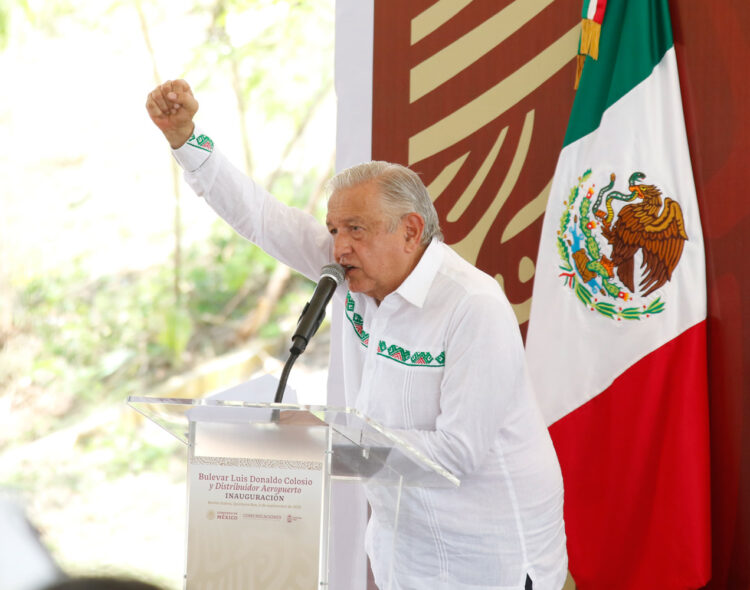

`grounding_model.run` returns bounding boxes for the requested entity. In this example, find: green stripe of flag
[564,0,673,148]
